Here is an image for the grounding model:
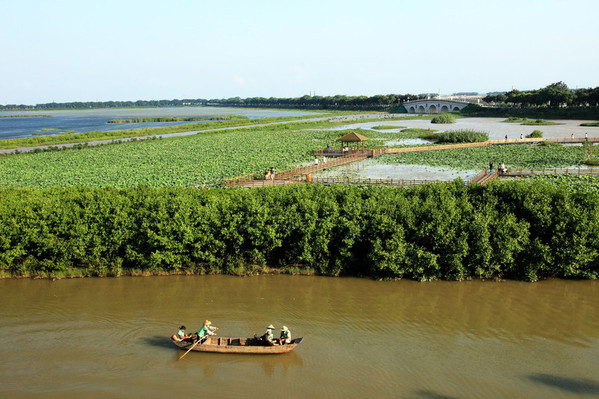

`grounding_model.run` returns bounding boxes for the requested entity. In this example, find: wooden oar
[178,338,202,360]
